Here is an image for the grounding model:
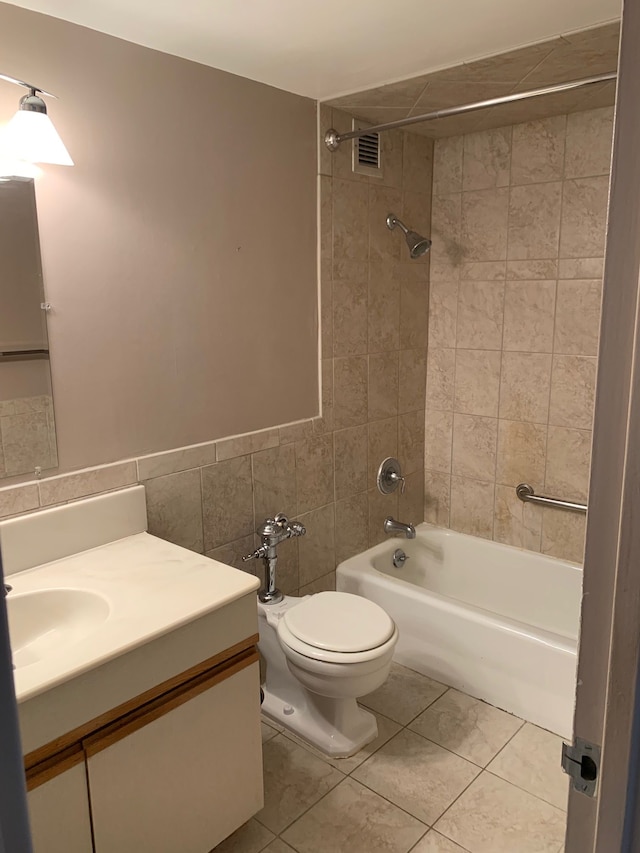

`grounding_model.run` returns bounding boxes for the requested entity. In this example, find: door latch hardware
[561,737,600,797]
